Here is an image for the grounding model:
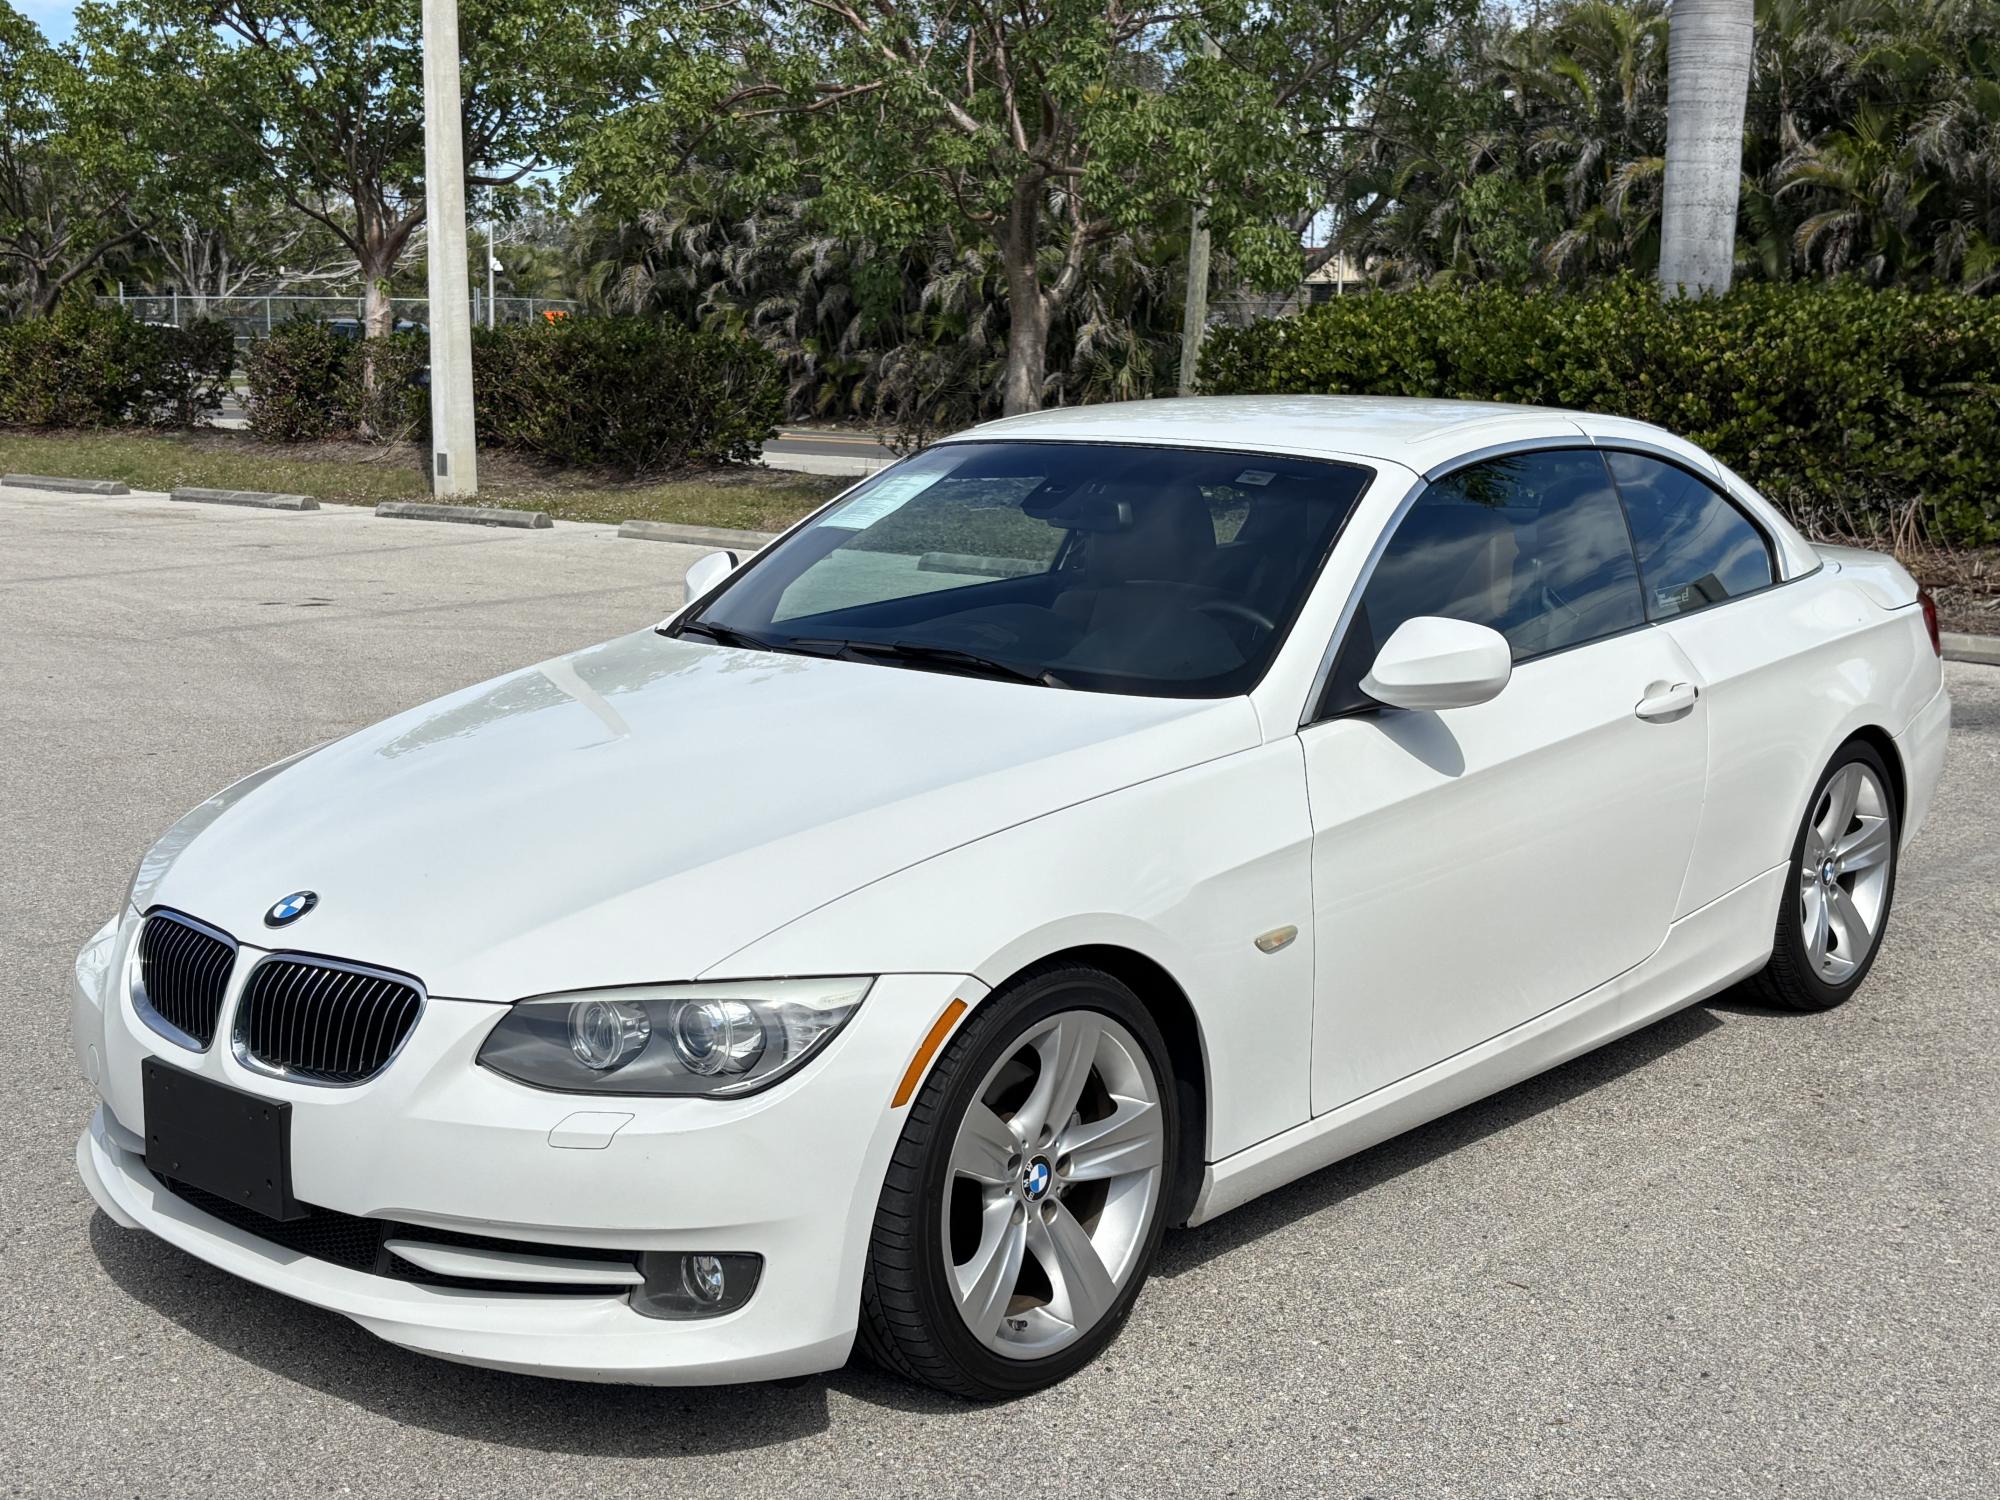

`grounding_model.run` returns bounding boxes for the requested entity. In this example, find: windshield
[680,441,1372,697]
